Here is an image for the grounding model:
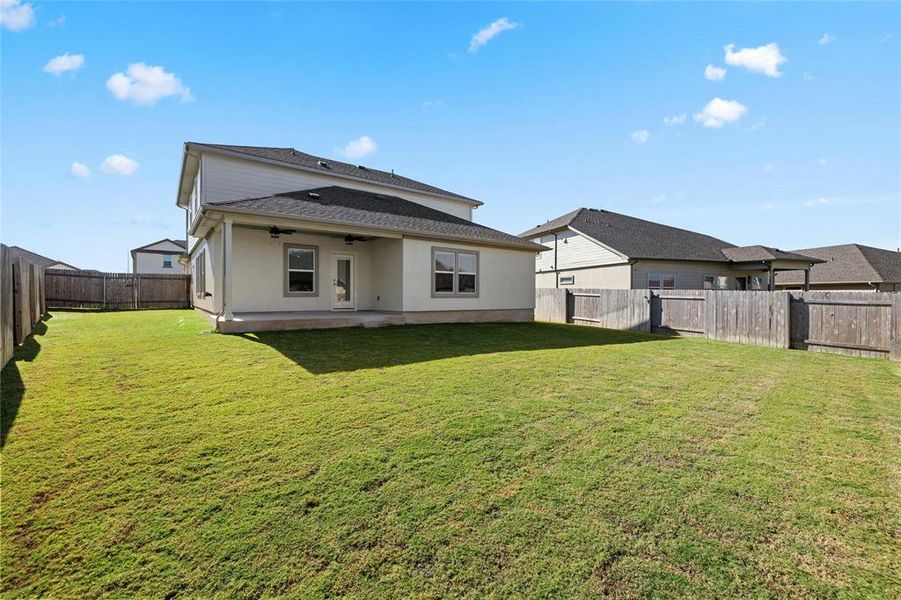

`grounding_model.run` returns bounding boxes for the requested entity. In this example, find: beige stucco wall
[370,238,404,311]
[401,238,535,312]
[536,264,632,289]
[134,251,187,274]
[191,233,220,314]
[229,226,375,313]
